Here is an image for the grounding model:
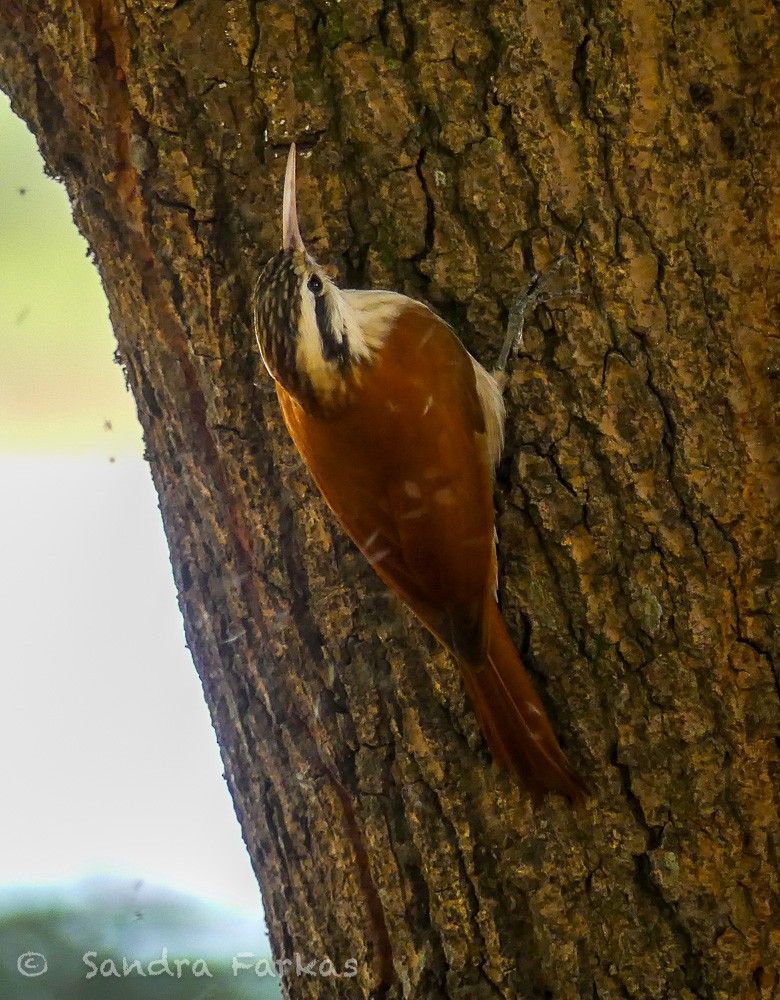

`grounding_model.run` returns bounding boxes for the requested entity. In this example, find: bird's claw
[494,255,581,376]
